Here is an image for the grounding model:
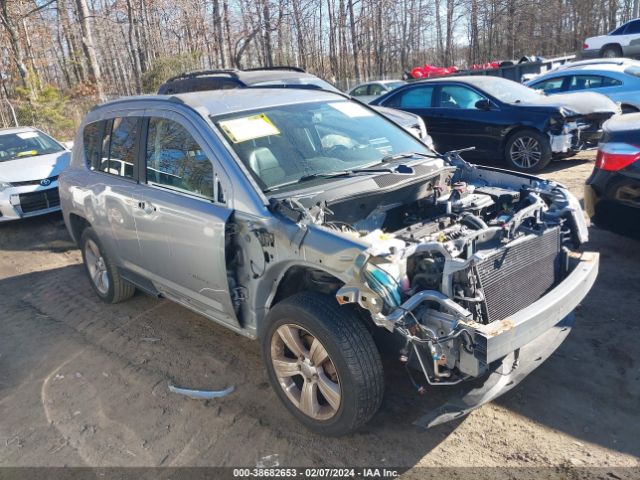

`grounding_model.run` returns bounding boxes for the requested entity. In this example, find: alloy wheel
[270,324,341,421]
[84,239,110,295]
[510,136,542,169]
